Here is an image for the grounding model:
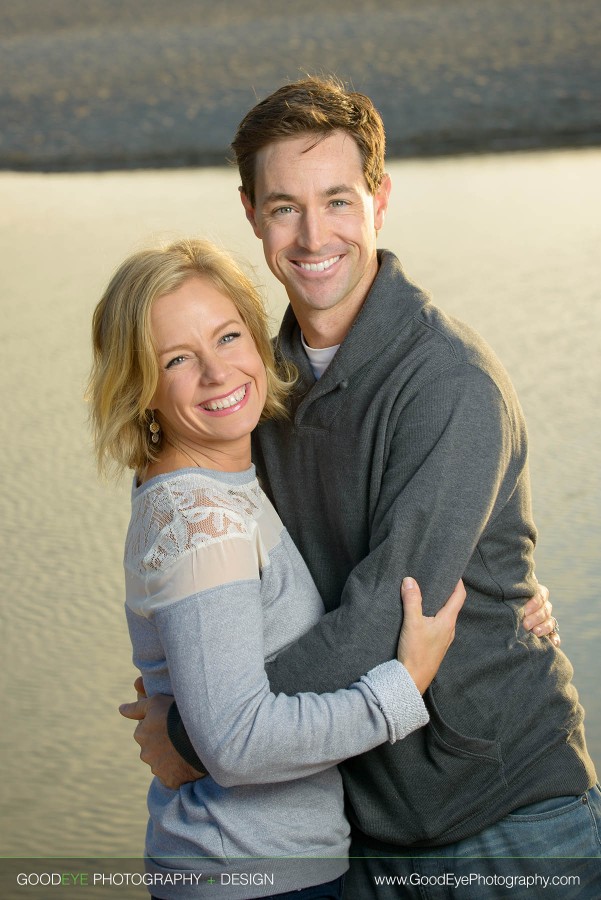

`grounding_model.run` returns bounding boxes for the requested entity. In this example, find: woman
[89,238,514,898]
